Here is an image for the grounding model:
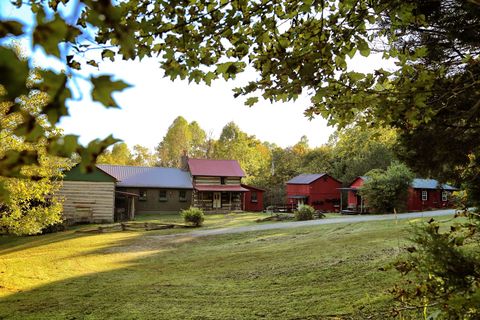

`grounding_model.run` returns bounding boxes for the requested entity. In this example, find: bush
[294,204,315,221]
[181,207,205,227]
